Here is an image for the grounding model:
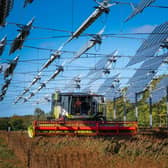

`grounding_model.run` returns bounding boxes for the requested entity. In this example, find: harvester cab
[51,92,106,121]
